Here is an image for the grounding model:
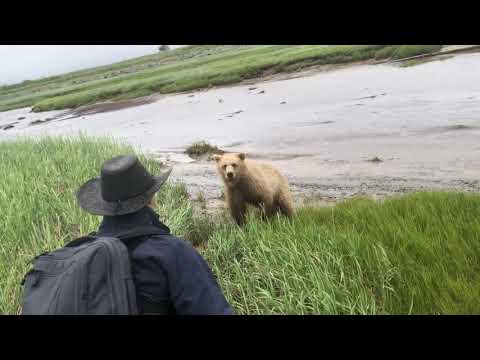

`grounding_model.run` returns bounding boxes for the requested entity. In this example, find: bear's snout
[226,172,234,179]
